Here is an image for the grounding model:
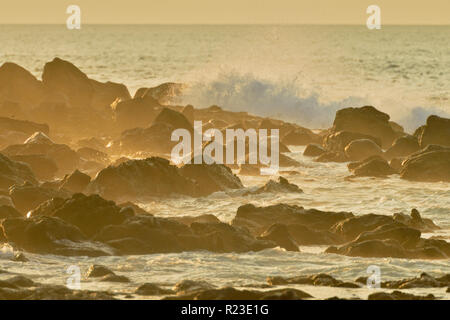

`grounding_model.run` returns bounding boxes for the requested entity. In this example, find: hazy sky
[1,0,450,25]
